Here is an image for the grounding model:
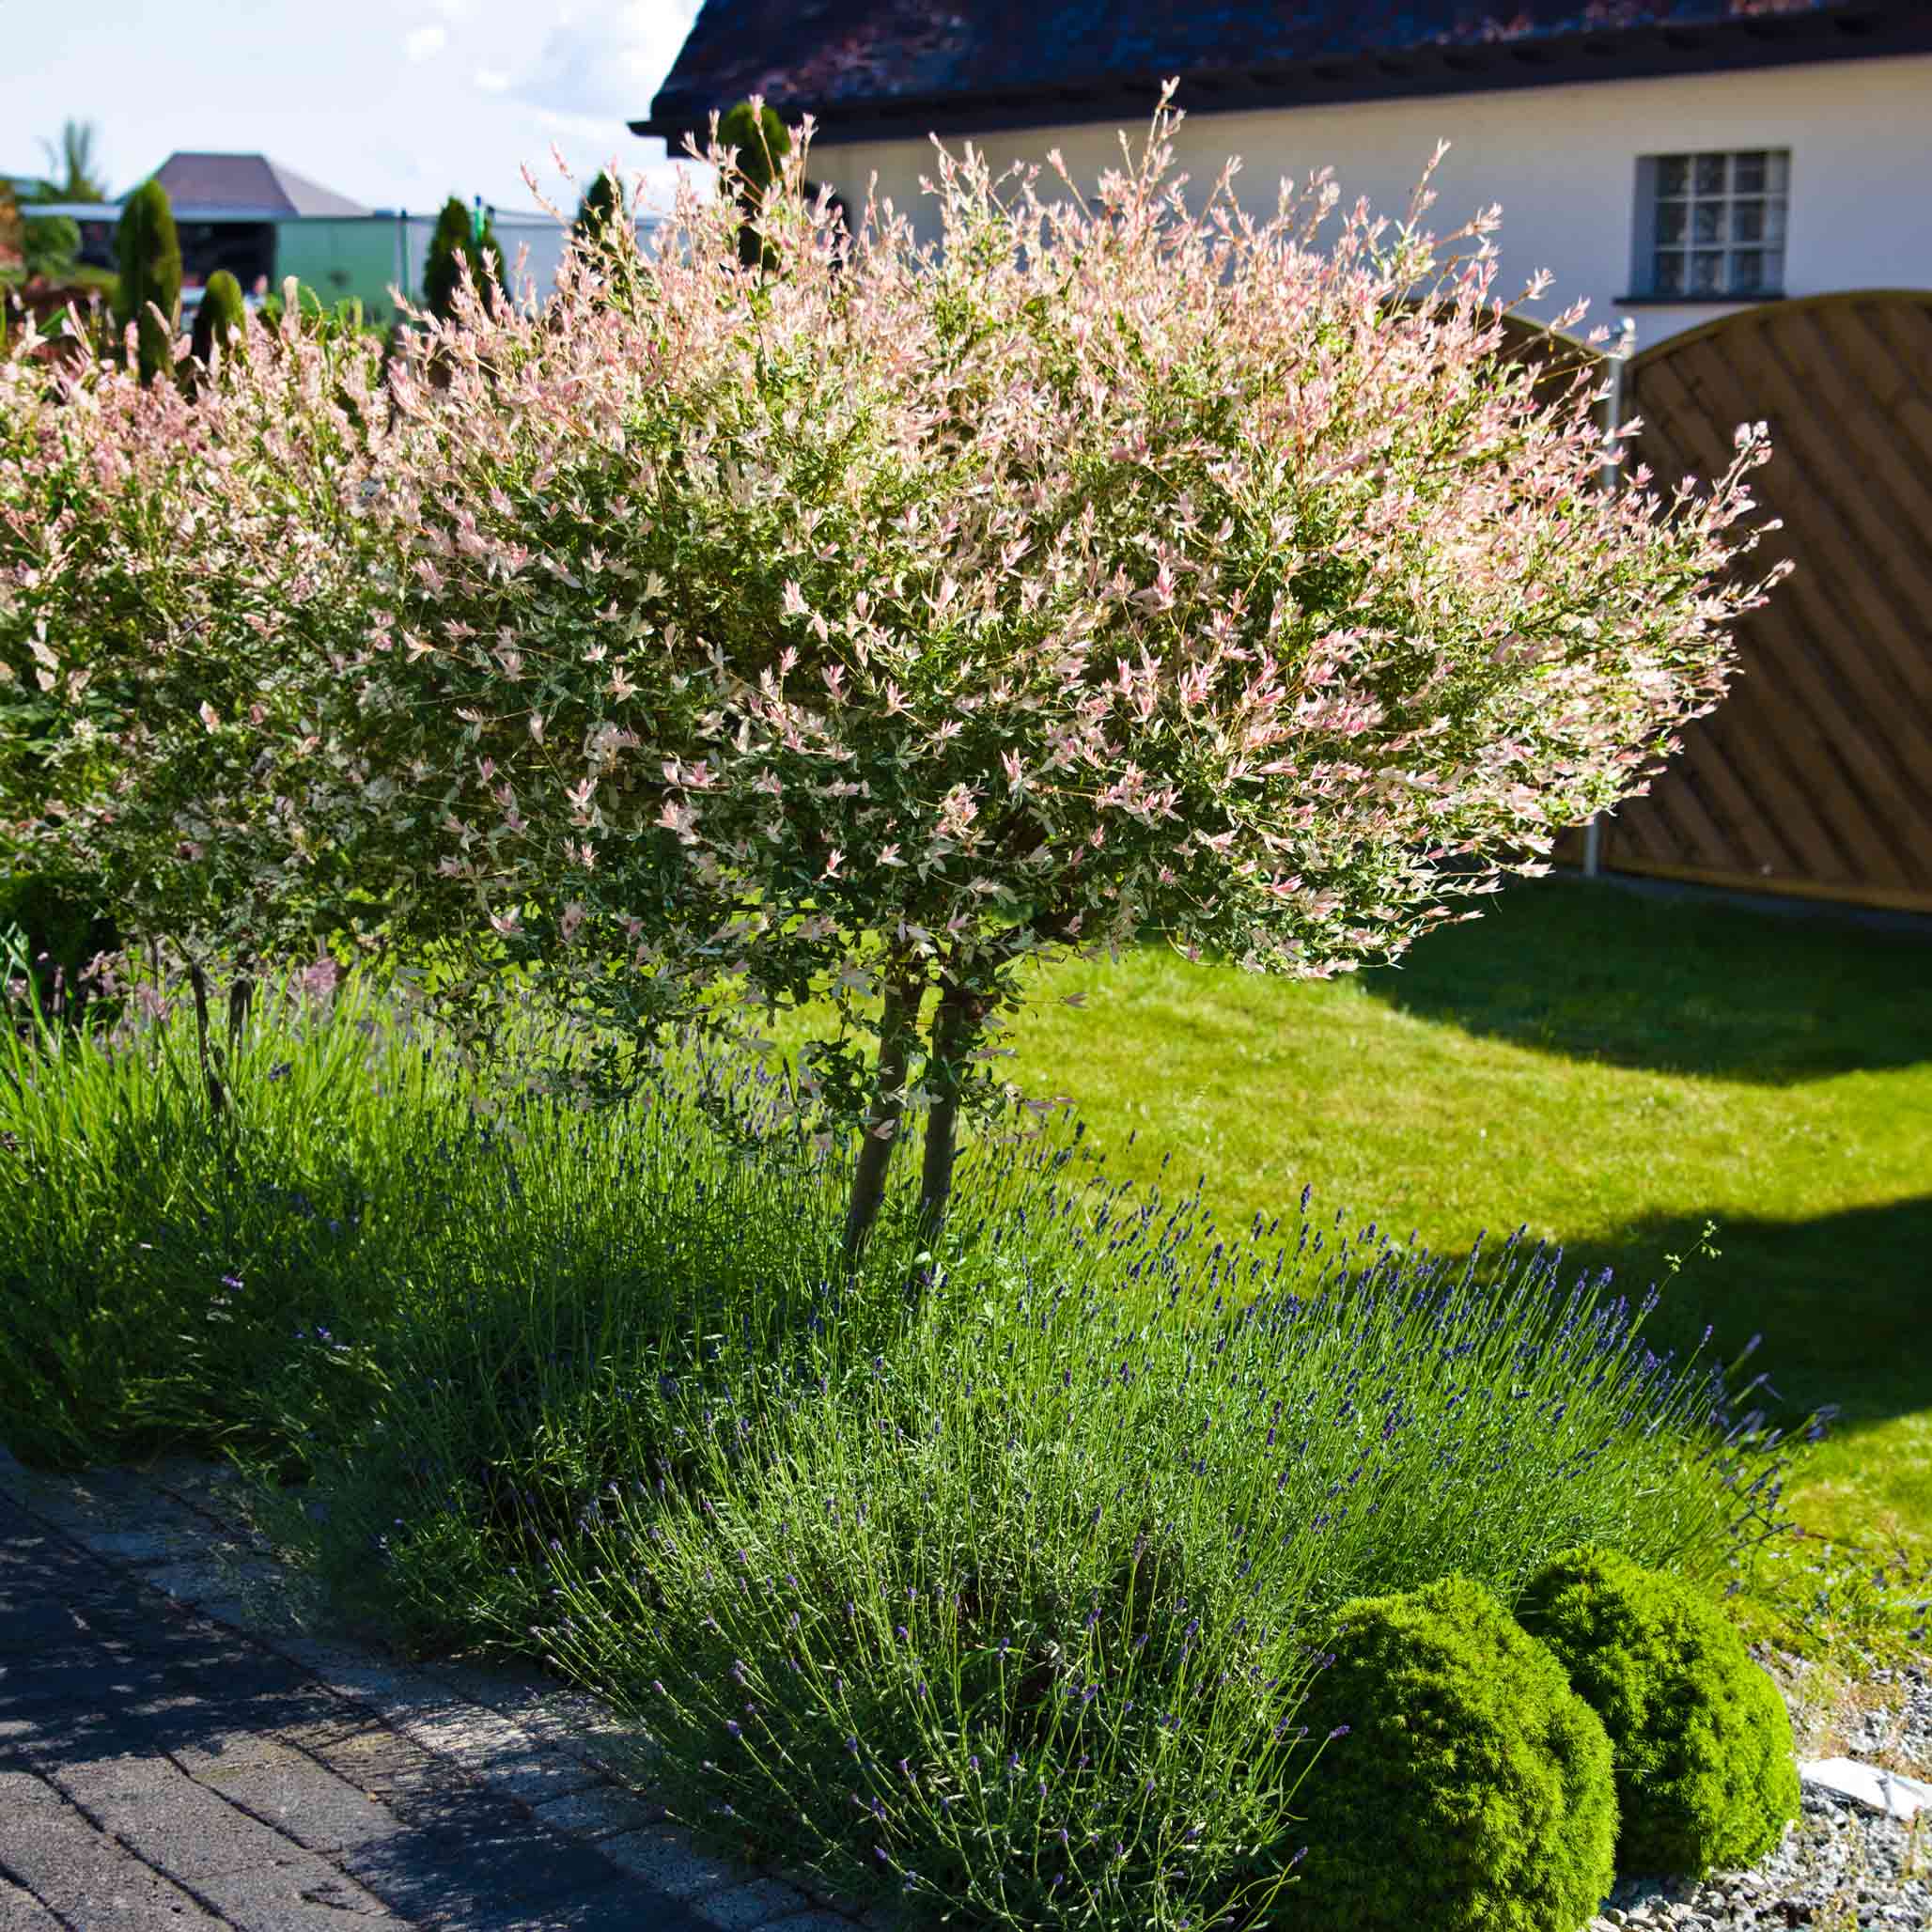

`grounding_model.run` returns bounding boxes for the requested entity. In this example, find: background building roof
[148,152,369,220]
[636,0,1932,145]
